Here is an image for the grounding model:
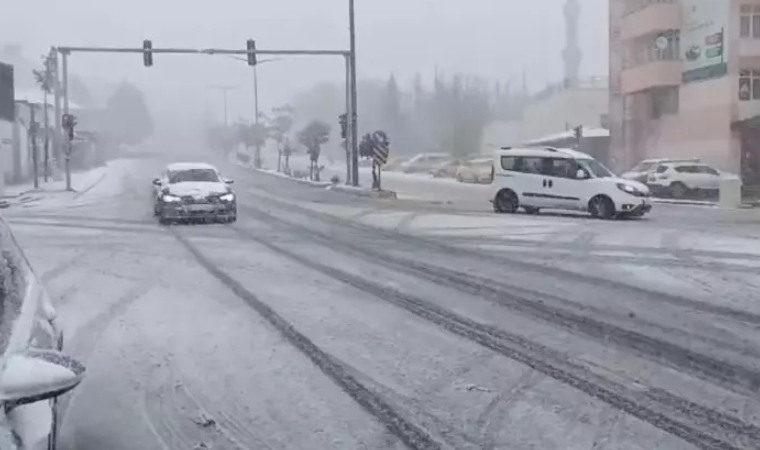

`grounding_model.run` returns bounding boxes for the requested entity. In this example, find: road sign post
[62,113,76,191]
